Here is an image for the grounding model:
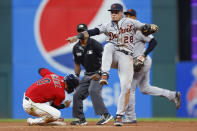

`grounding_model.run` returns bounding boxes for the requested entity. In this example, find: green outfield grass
[0,118,197,122]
